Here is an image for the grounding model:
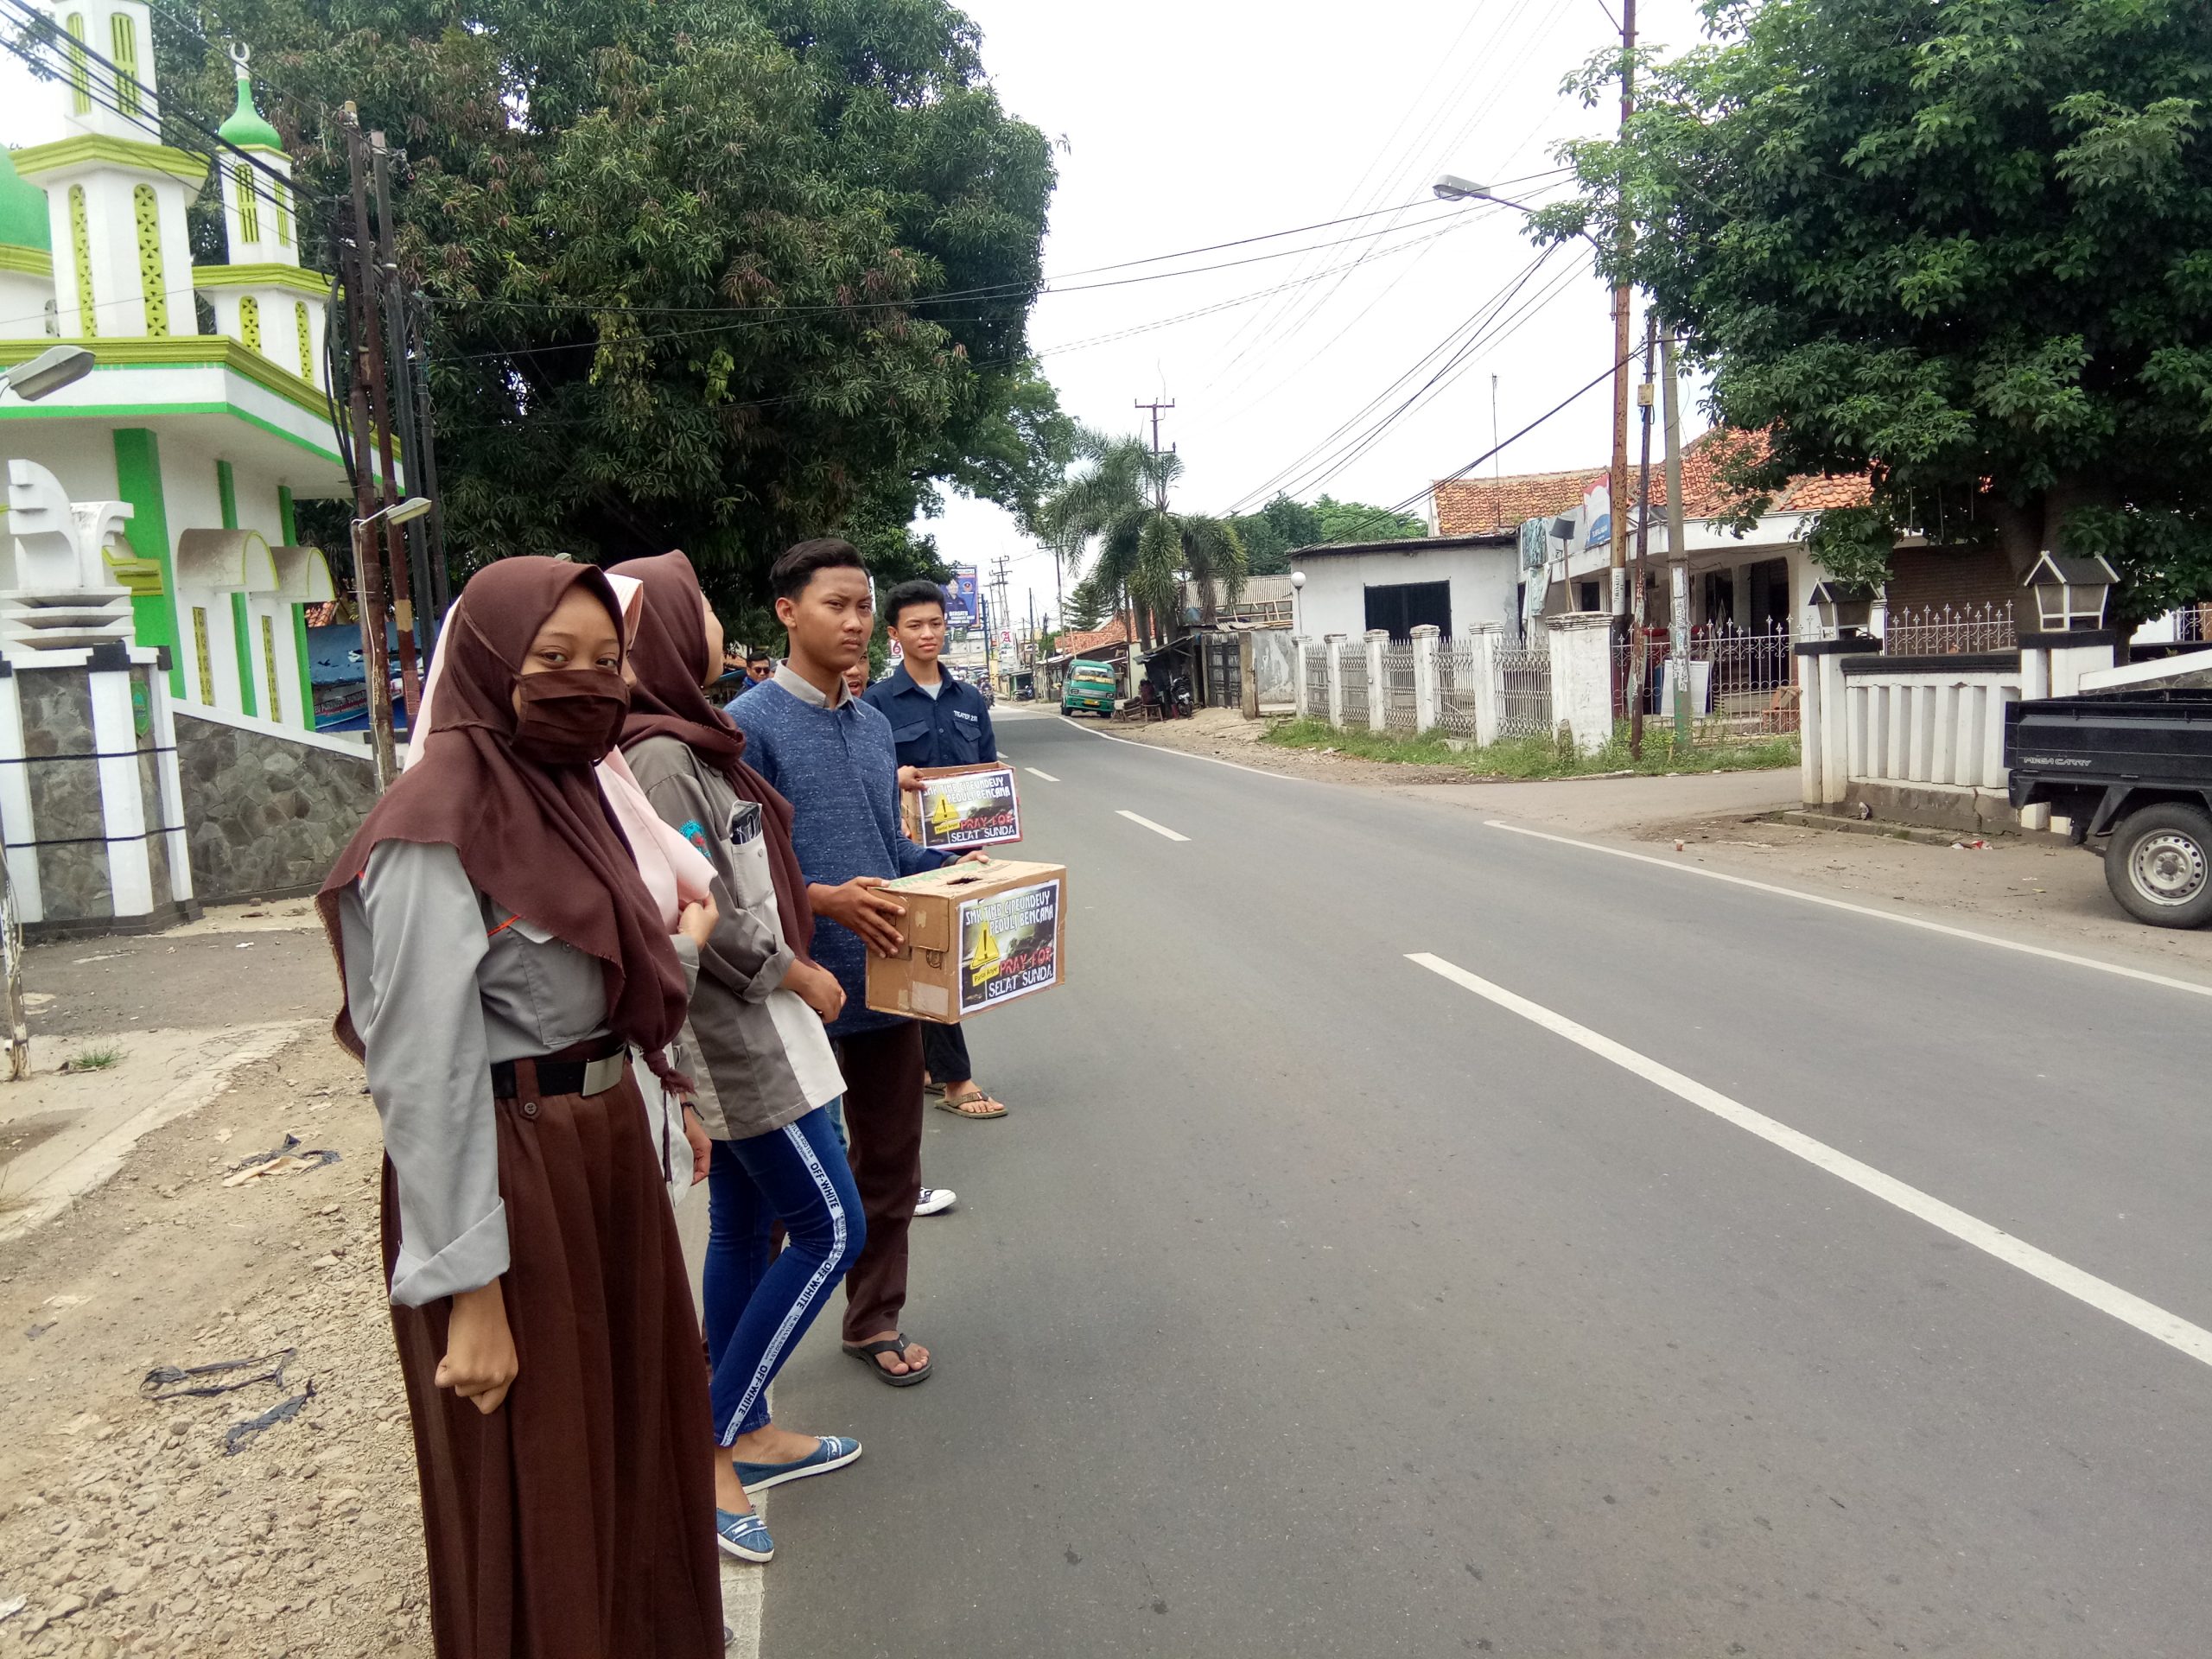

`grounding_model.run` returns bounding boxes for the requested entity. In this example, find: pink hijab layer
[407,571,715,932]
